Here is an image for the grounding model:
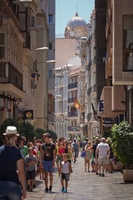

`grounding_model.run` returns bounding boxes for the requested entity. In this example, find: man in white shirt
[96,137,110,177]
